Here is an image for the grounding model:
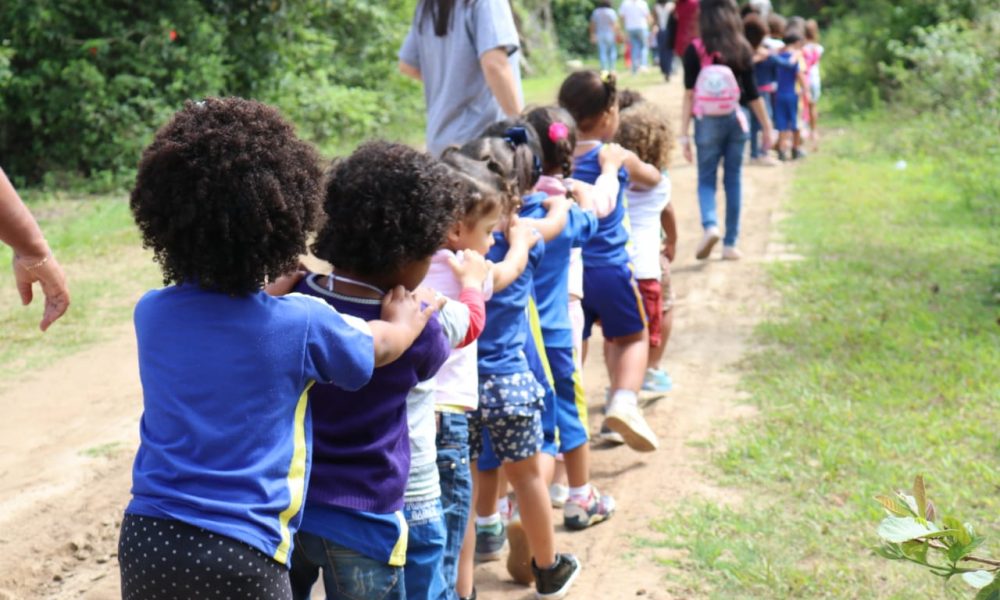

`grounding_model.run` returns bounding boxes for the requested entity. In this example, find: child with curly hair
[448,131,582,599]
[615,101,679,395]
[286,140,476,600]
[558,70,663,453]
[119,99,433,600]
